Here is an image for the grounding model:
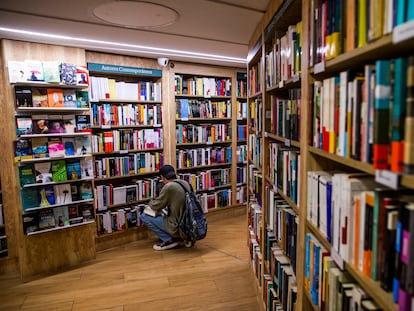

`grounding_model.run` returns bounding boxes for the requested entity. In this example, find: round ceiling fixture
[93,1,179,29]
